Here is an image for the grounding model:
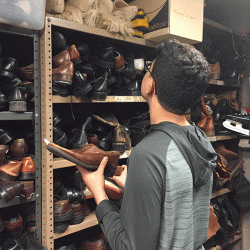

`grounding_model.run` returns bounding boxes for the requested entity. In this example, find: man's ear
[146,77,156,95]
